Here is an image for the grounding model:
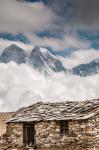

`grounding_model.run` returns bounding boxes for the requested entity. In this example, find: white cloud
[0,62,99,112]
[60,49,99,69]
[0,35,91,55]
[25,32,91,51]
[0,0,54,33]
[0,0,92,51]
[0,0,99,112]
